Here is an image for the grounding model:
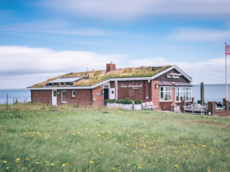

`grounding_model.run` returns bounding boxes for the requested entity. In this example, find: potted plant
[114,99,122,108]
[121,98,133,110]
[134,99,142,110]
[106,99,116,108]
